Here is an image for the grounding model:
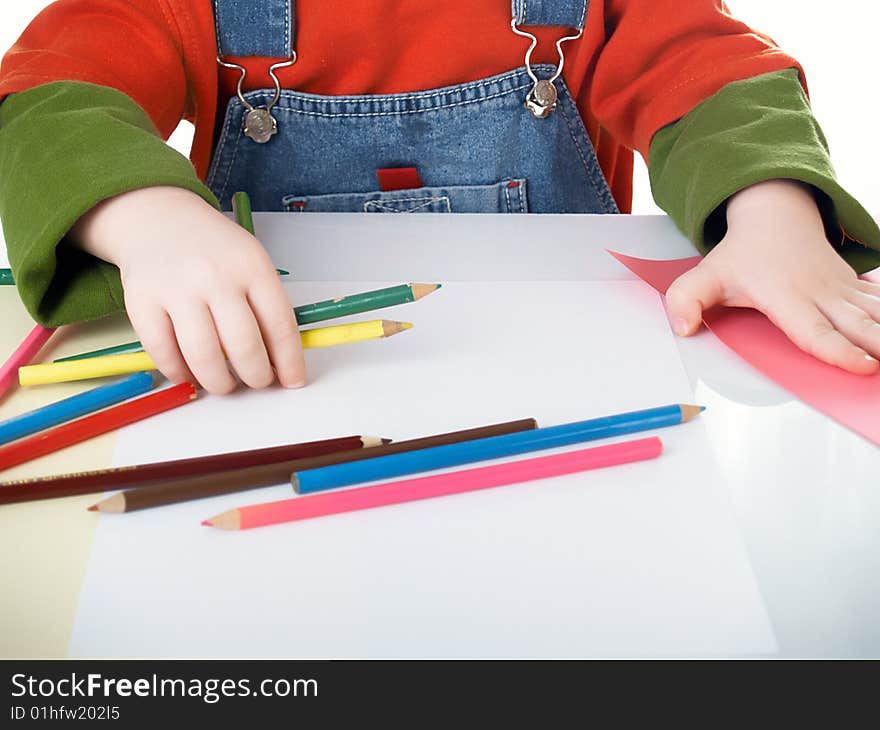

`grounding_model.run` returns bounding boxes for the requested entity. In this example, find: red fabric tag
[377,167,423,191]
